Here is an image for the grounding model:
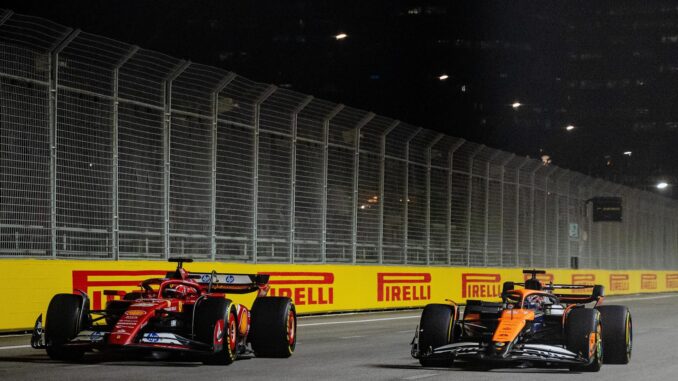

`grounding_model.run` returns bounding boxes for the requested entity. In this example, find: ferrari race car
[411,269,632,371]
[31,258,296,364]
